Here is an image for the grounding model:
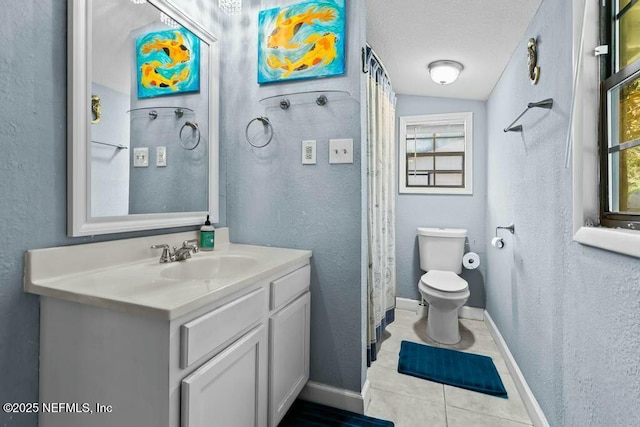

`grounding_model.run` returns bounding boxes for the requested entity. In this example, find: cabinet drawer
[270,265,310,310]
[181,287,266,368]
